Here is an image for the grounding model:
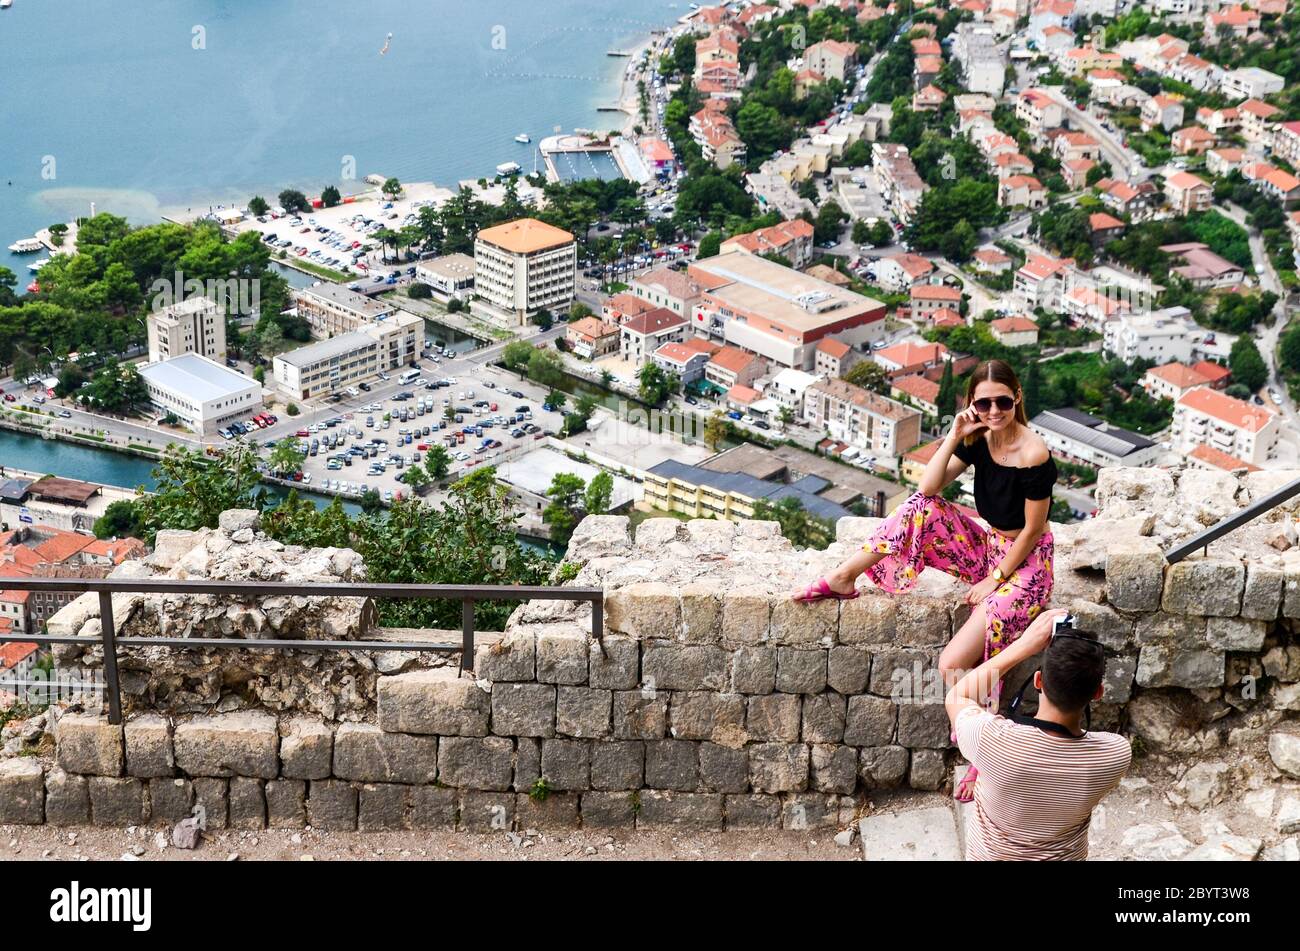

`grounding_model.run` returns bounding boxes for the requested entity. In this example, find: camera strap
[1007,671,1088,738]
